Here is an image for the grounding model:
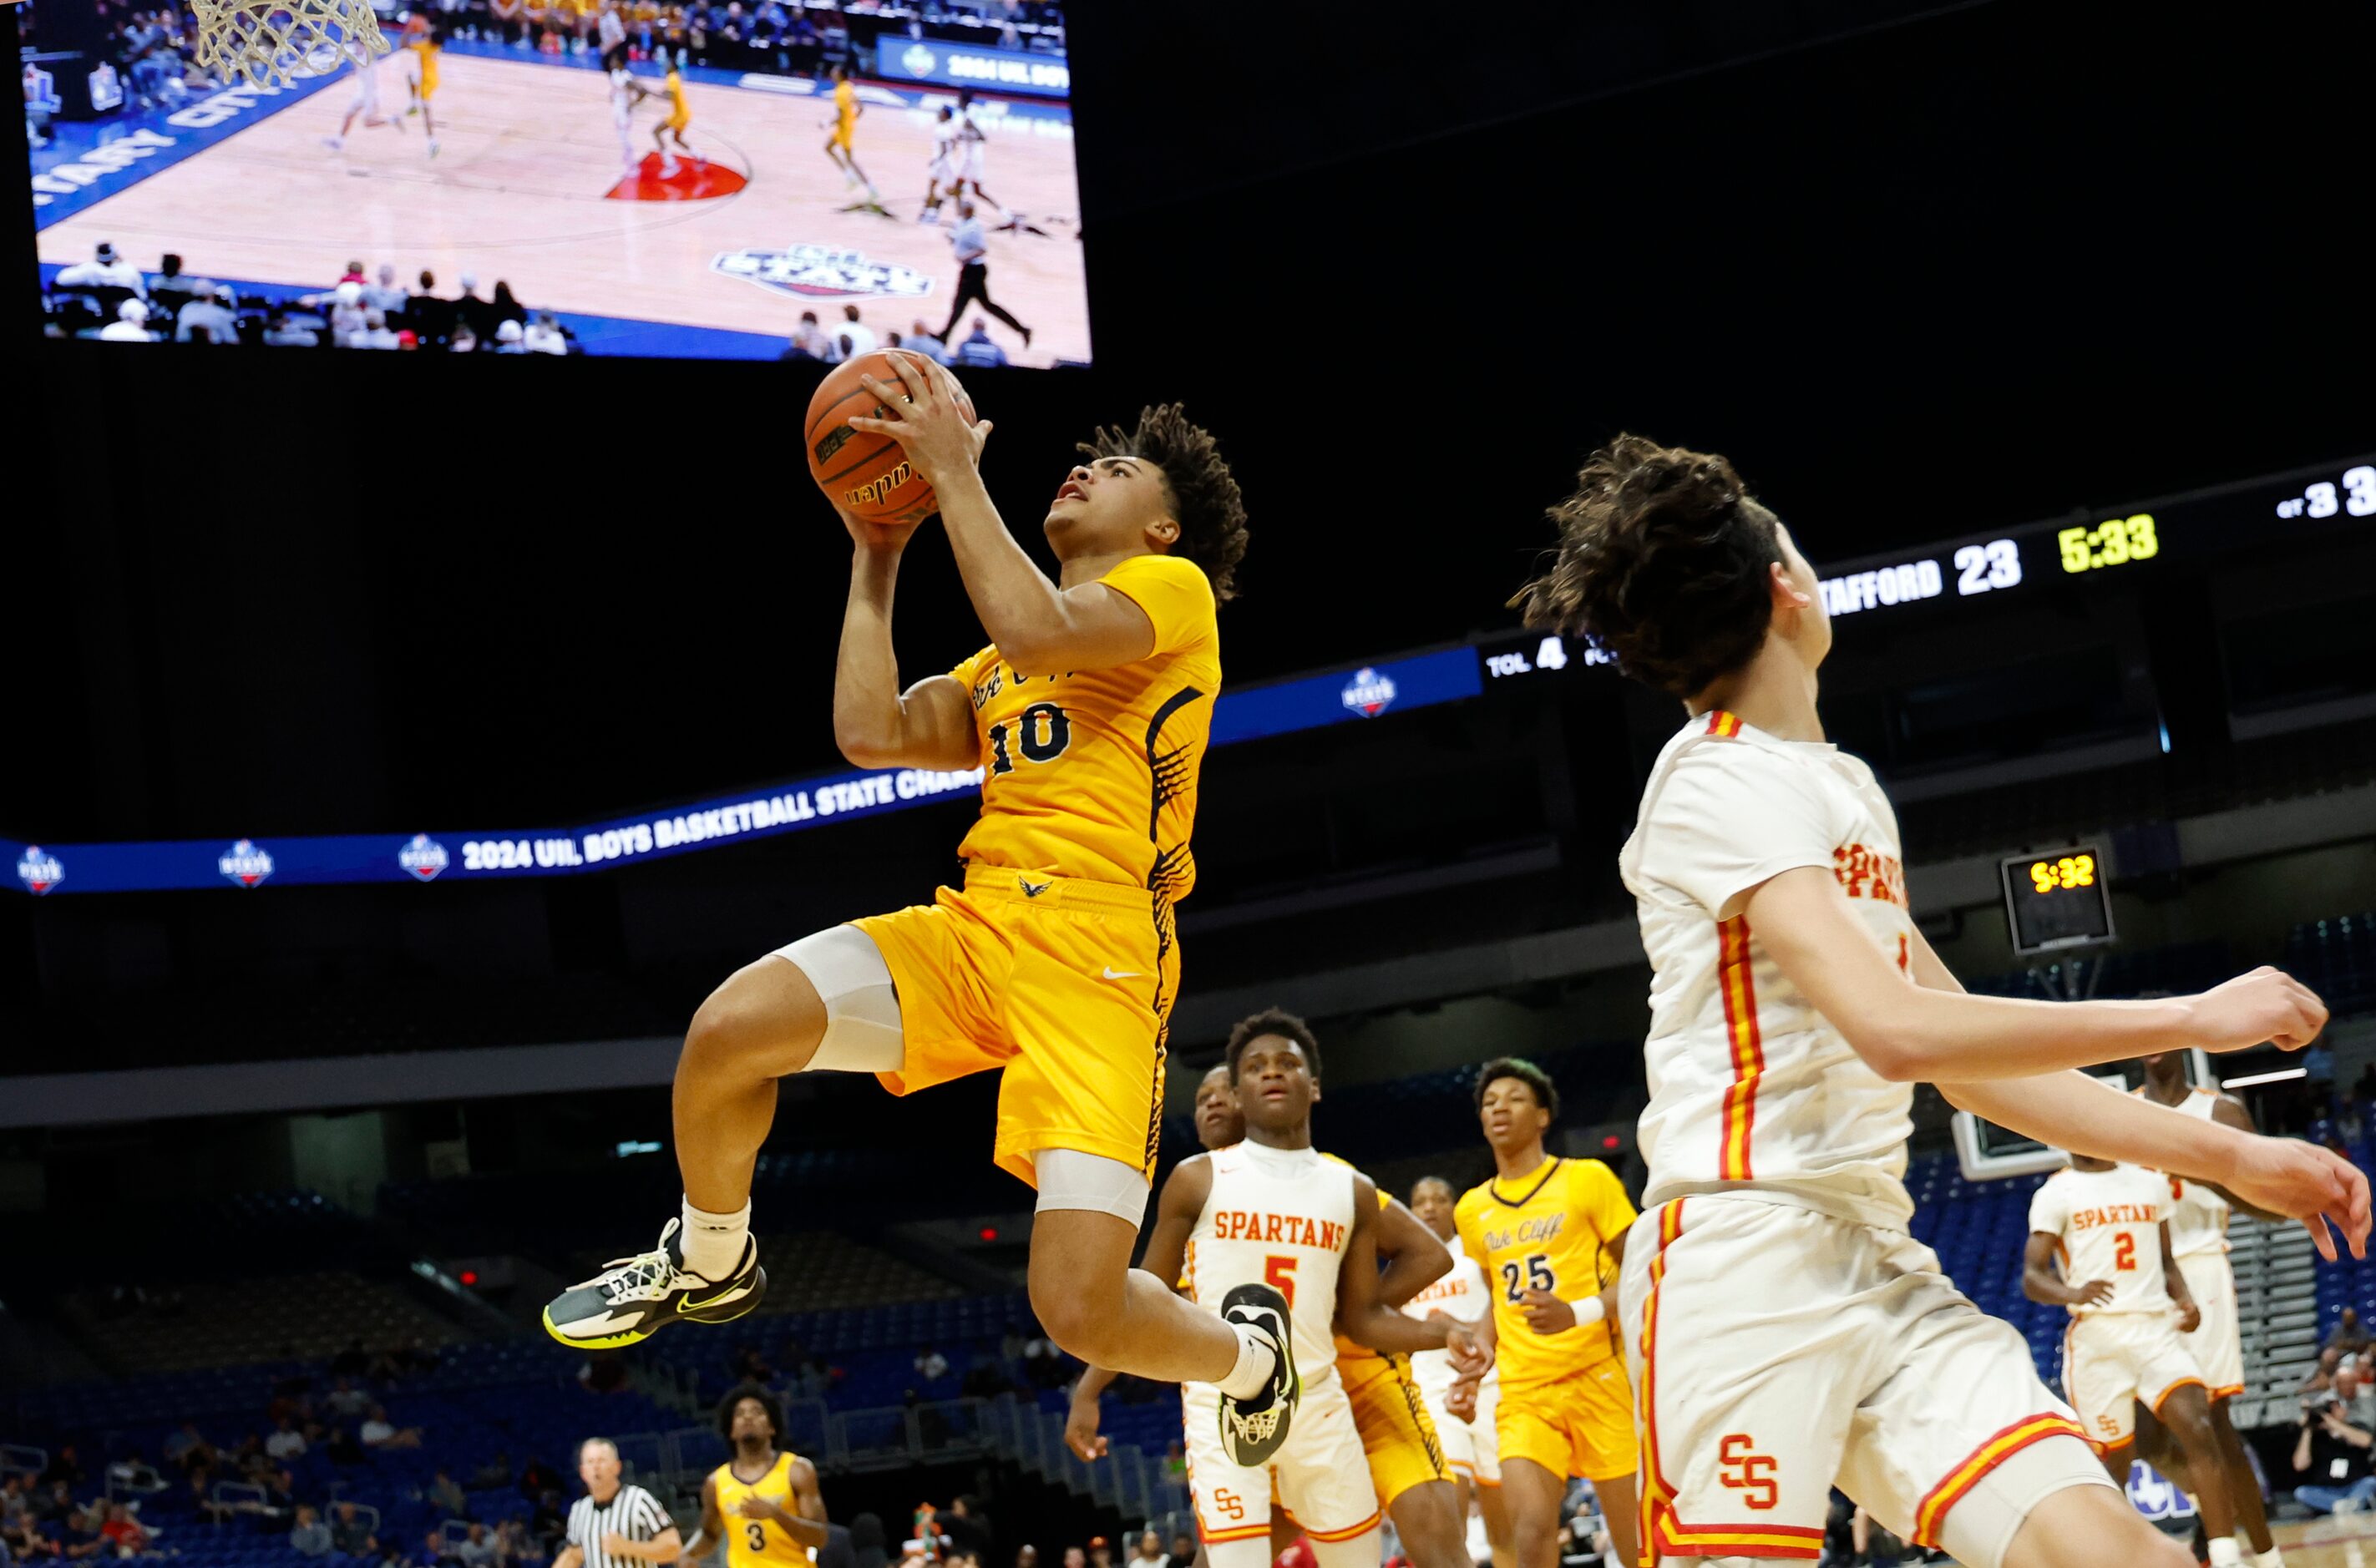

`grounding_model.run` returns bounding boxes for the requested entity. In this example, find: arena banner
[869,37,1070,99]
[5,647,1483,895]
